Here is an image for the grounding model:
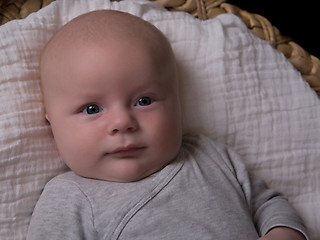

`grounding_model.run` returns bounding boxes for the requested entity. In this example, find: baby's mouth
[109,145,146,157]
